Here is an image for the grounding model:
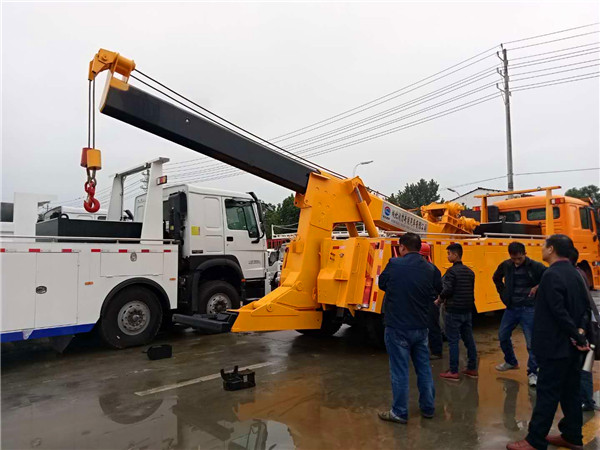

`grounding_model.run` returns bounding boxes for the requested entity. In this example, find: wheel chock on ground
[145,344,172,360]
[220,365,256,391]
